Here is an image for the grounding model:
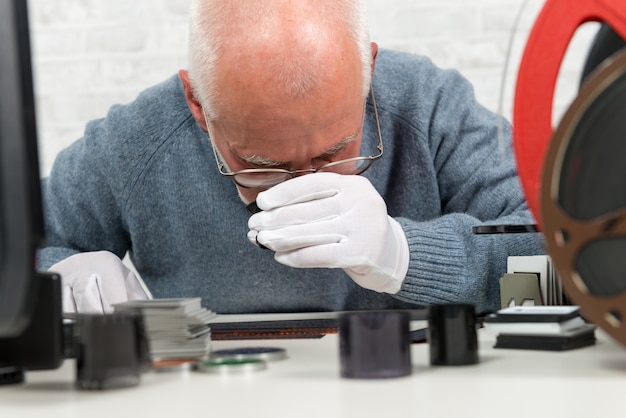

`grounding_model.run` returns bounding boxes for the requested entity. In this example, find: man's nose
[291,158,318,176]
